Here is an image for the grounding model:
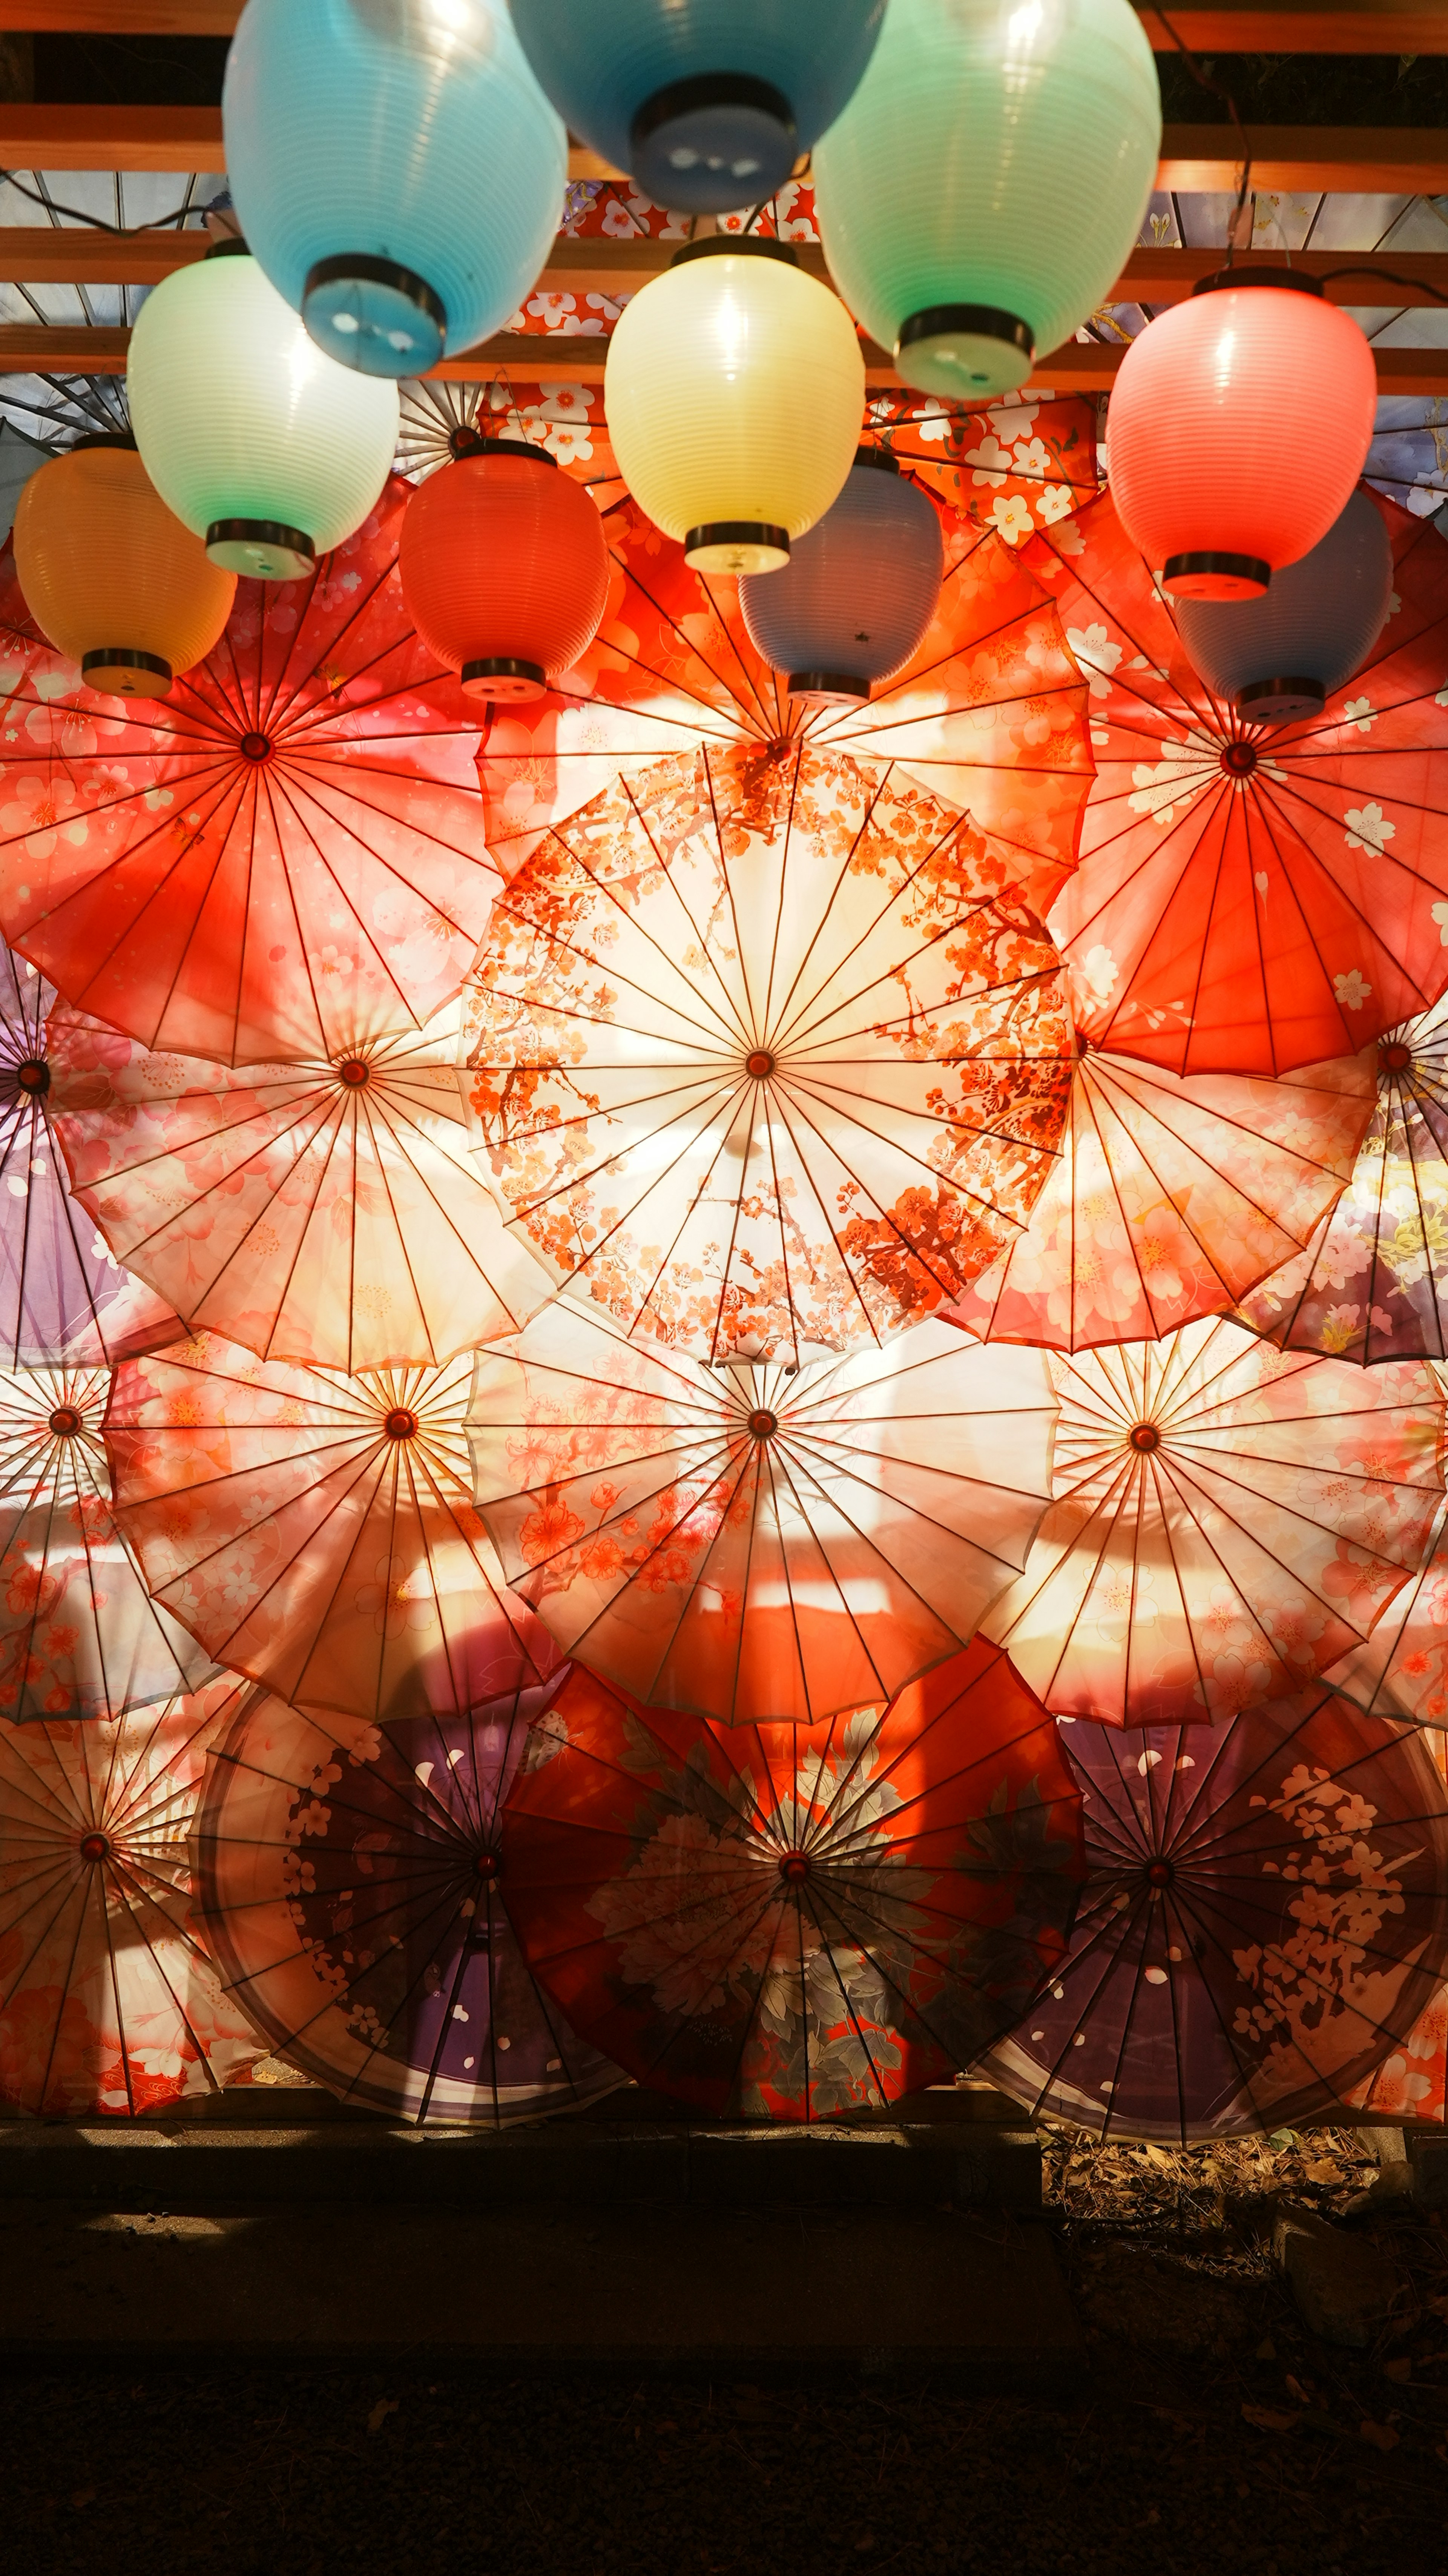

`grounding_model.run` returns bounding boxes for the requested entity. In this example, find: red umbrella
[499,1644,1085,2122]
[1324,1497,1448,1729]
